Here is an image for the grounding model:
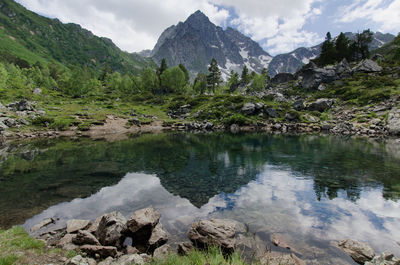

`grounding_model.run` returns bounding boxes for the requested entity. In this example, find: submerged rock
[188,219,236,253]
[365,252,400,265]
[30,218,55,233]
[338,239,375,264]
